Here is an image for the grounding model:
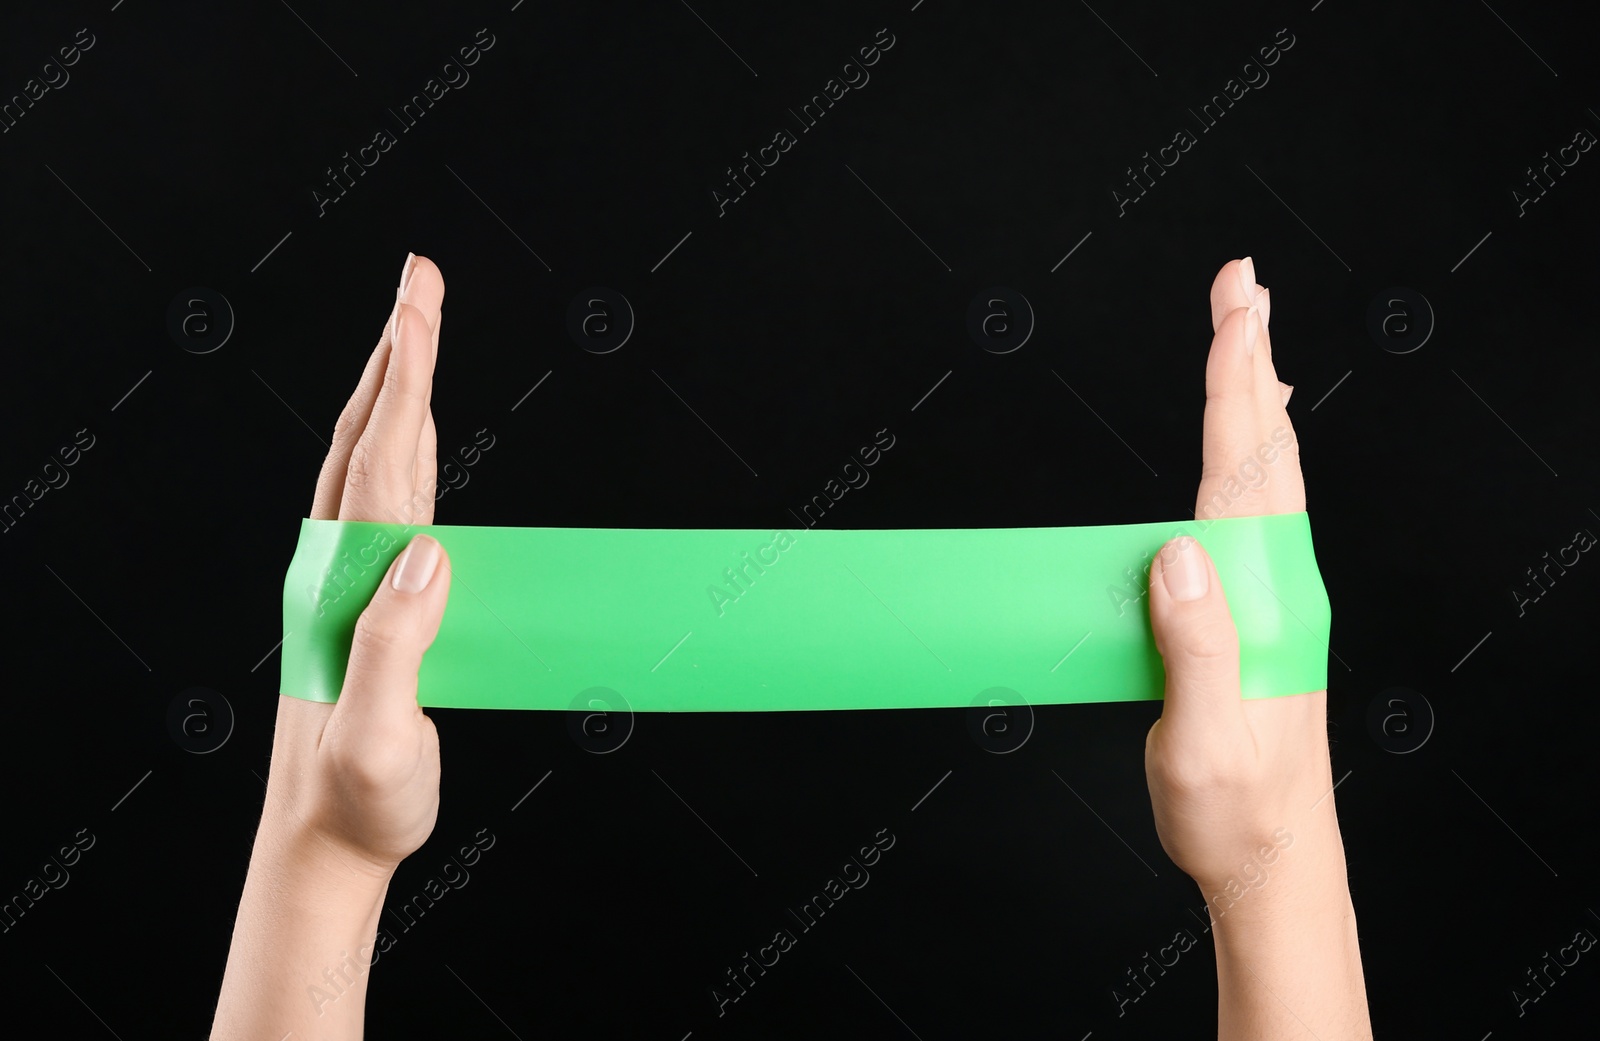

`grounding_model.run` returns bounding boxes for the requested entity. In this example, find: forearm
[210,813,394,1041]
[1205,824,1371,1040]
